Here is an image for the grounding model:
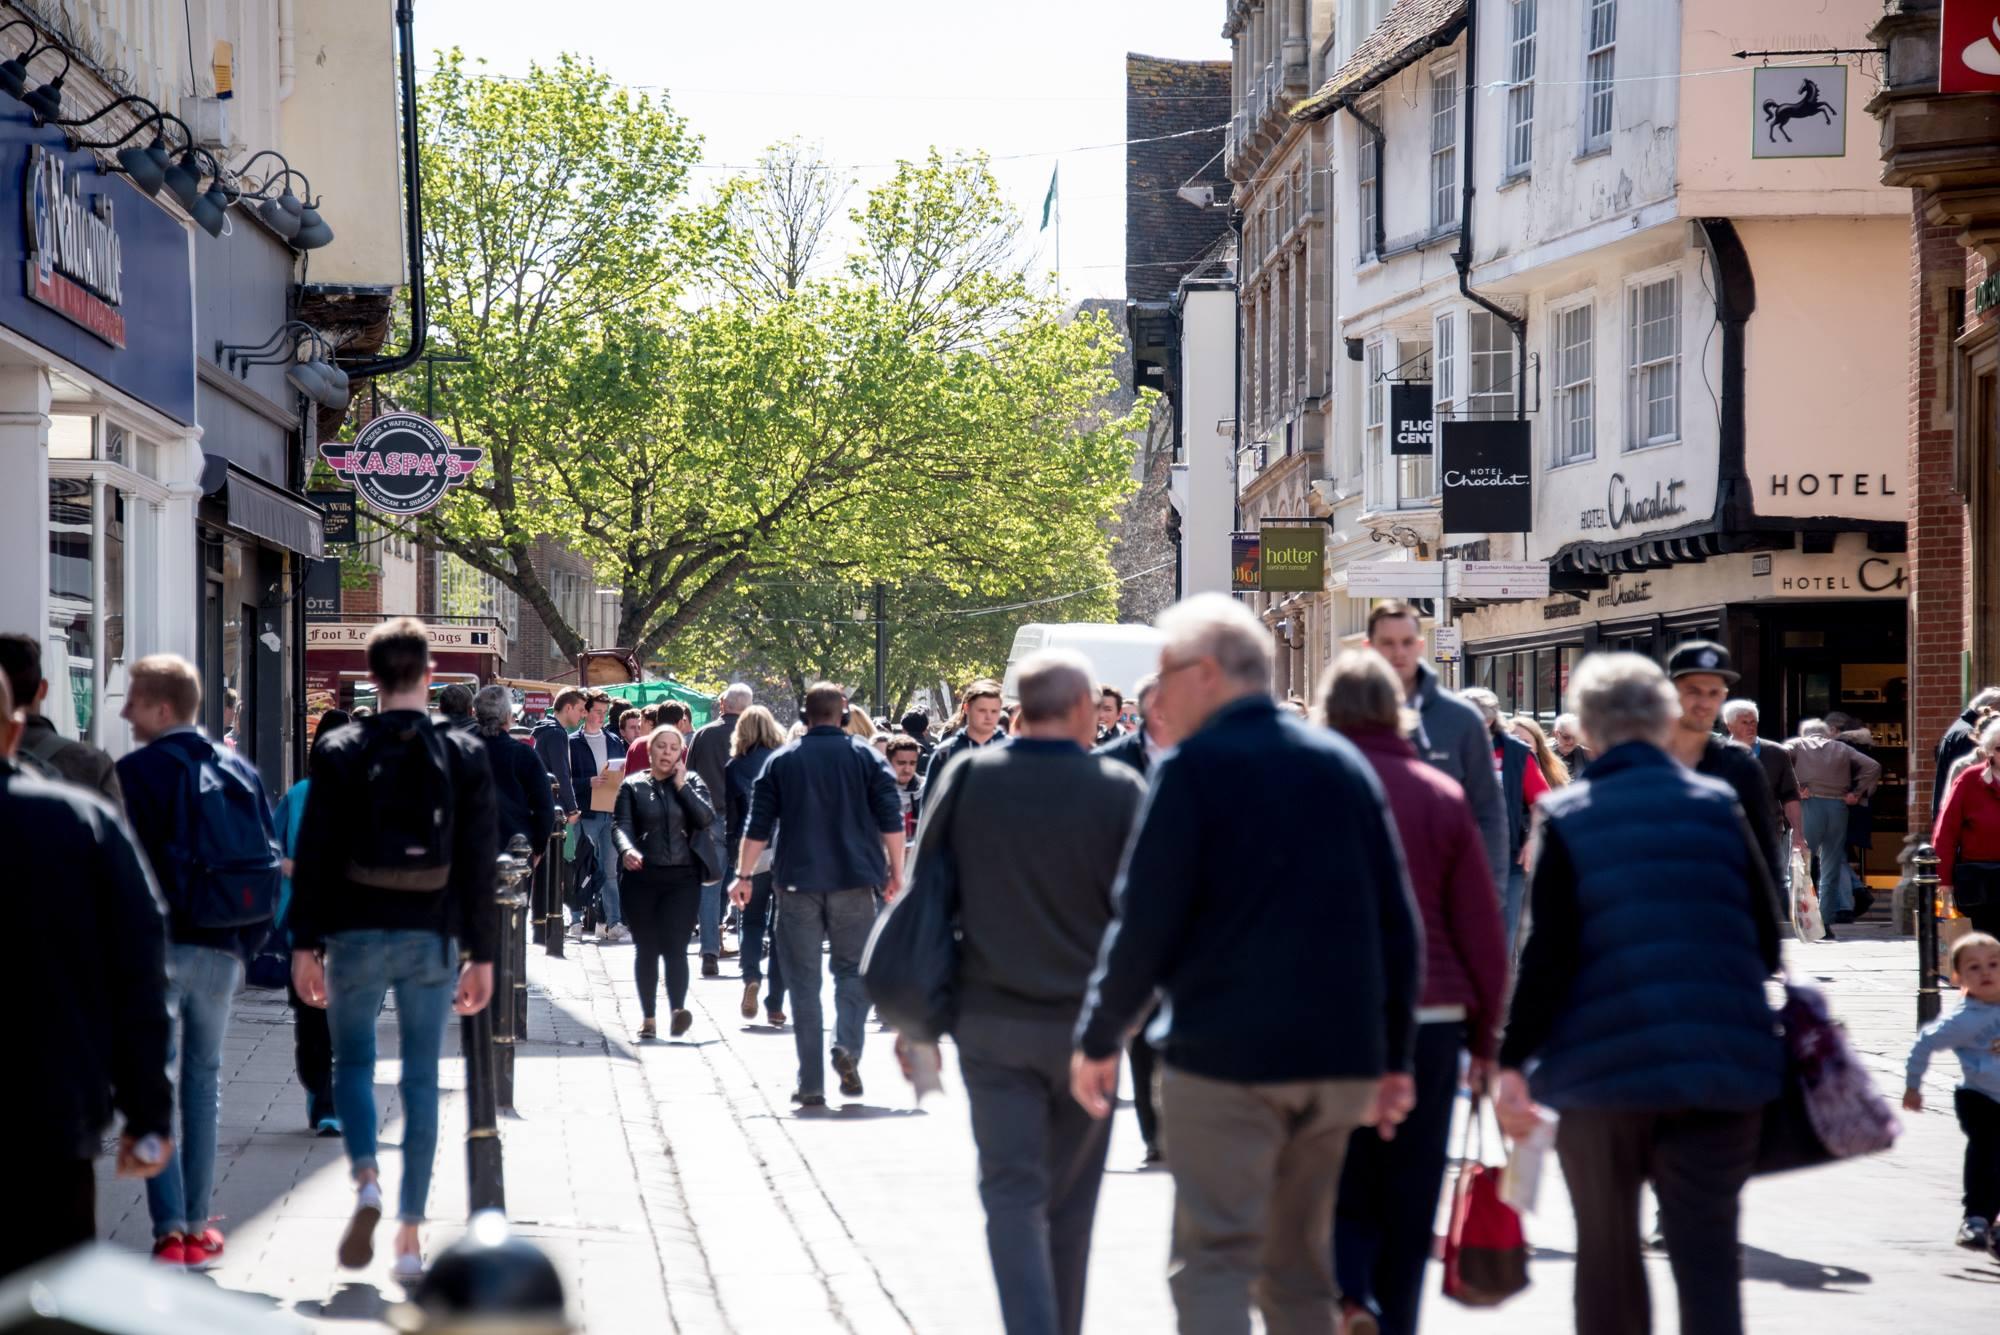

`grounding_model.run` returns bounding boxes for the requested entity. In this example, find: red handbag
[1442,1096,1531,1307]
